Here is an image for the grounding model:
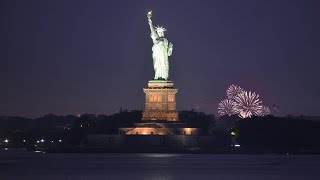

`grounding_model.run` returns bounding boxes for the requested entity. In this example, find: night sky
[1,0,320,117]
